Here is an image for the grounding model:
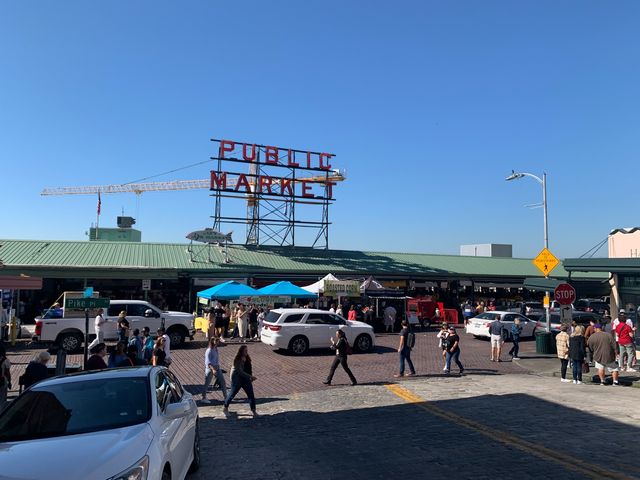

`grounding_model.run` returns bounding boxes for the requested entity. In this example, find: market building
[0,238,607,324]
